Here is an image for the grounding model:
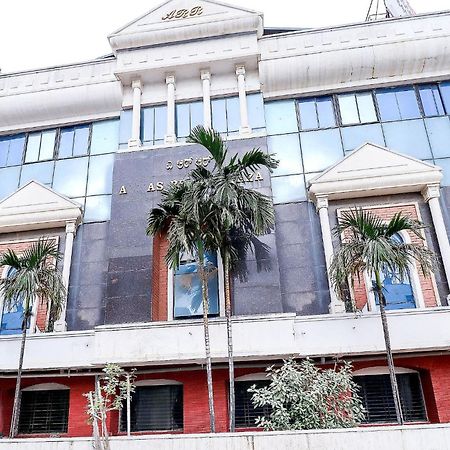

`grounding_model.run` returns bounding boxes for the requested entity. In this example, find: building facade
[1,0,450,437]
